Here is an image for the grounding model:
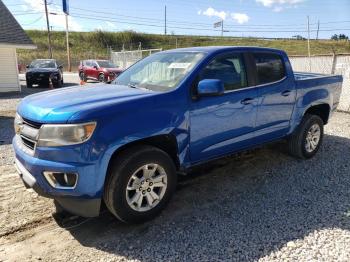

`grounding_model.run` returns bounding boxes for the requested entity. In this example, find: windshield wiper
[127,83,152,91]
[127,83,139,89]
